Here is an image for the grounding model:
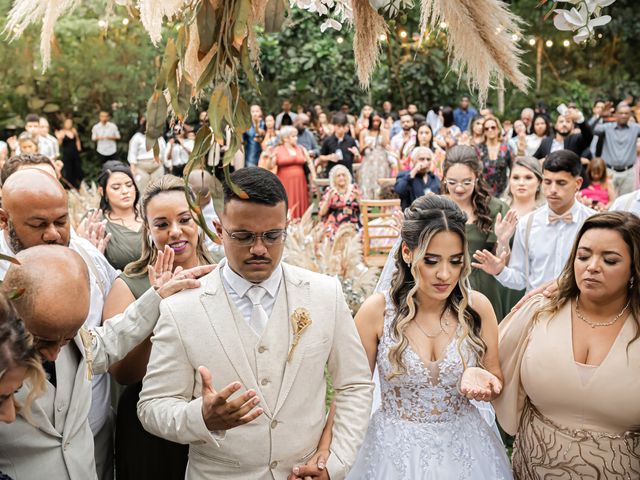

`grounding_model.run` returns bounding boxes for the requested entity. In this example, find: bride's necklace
[413,310,451,339]
[575,295,630,329]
